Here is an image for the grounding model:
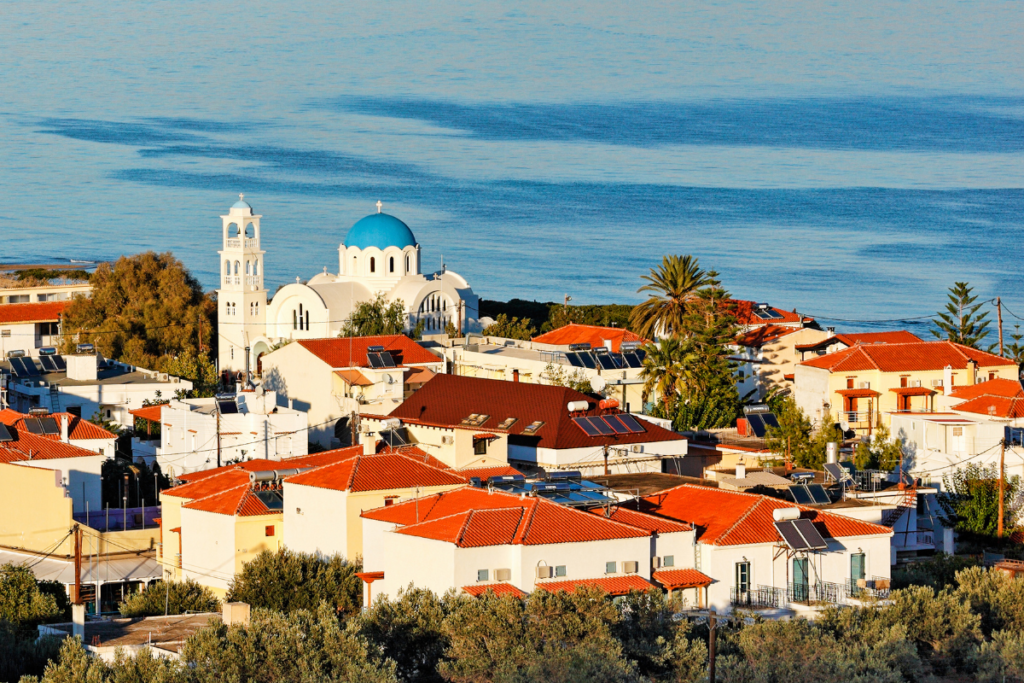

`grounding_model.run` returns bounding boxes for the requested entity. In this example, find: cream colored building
[793,340,1016,434]
[260,335,443,448]
[214,197,480,377]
